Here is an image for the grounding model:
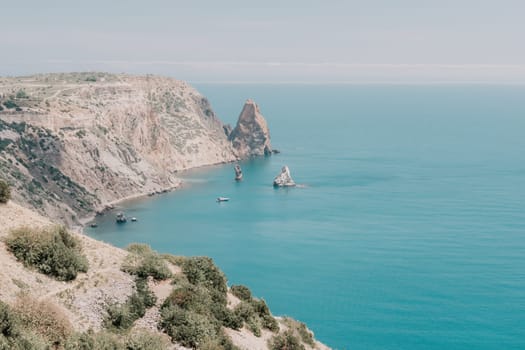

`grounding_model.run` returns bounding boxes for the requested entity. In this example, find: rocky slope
[0,73,271,225]
[0,201,330,350]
